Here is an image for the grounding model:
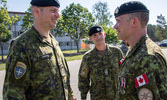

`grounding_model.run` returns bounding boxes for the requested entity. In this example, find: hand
[72,96,77,100]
